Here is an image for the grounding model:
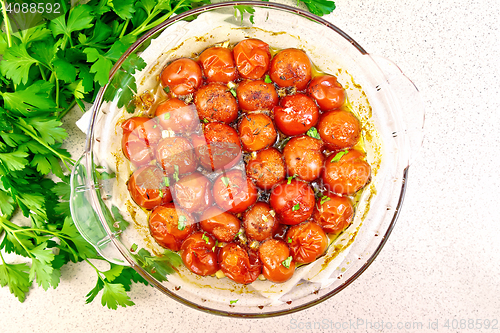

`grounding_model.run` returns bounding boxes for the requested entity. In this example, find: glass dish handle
[371,55,425,166]
[70,153,128,266]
